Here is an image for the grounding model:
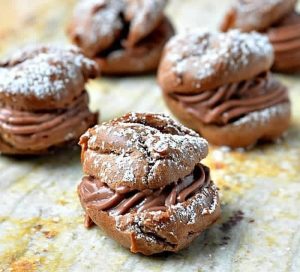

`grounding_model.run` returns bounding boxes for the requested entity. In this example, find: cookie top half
[80,112,208,191]
[220,0,297,32]
[158,29,274,94]
[0,45,99,111]
[68,0,168,57]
